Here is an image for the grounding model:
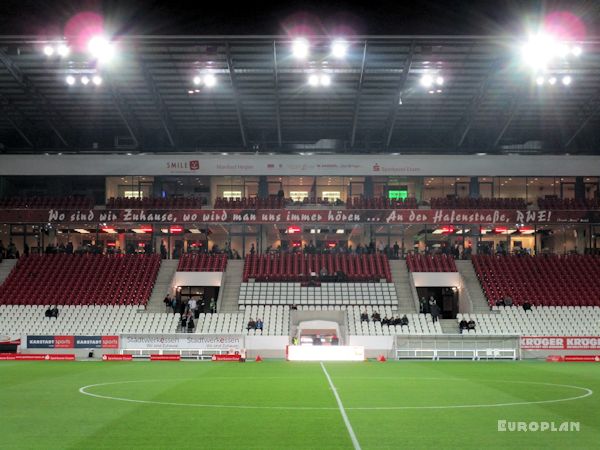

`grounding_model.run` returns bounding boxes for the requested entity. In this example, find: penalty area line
[320,362,361,450]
